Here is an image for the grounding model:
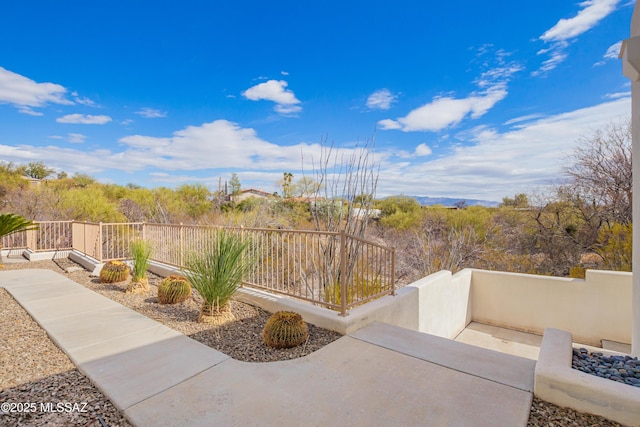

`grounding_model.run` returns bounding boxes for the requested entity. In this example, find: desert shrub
[322,274,383,308]
[157,275,192,304]
[126,240,153,293]
[262,311,309,349]
[130,239,153,281]
[596,223,632,272]
[100,260,130,283]
[569,265,586,279]
[183,230,255,323]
